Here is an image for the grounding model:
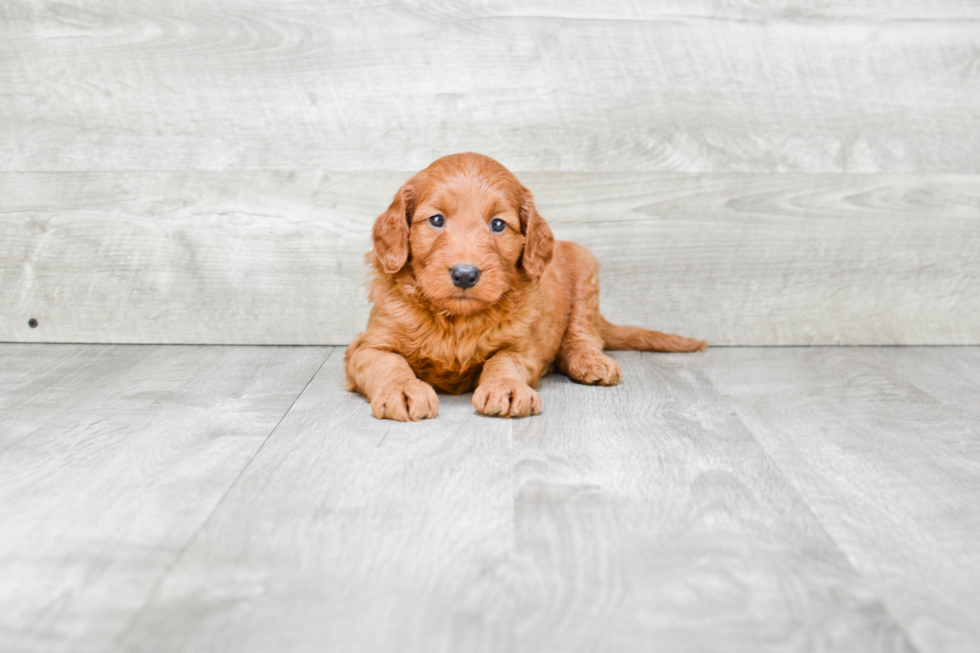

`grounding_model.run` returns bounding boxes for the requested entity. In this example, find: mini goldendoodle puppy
[345,153,706,421]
